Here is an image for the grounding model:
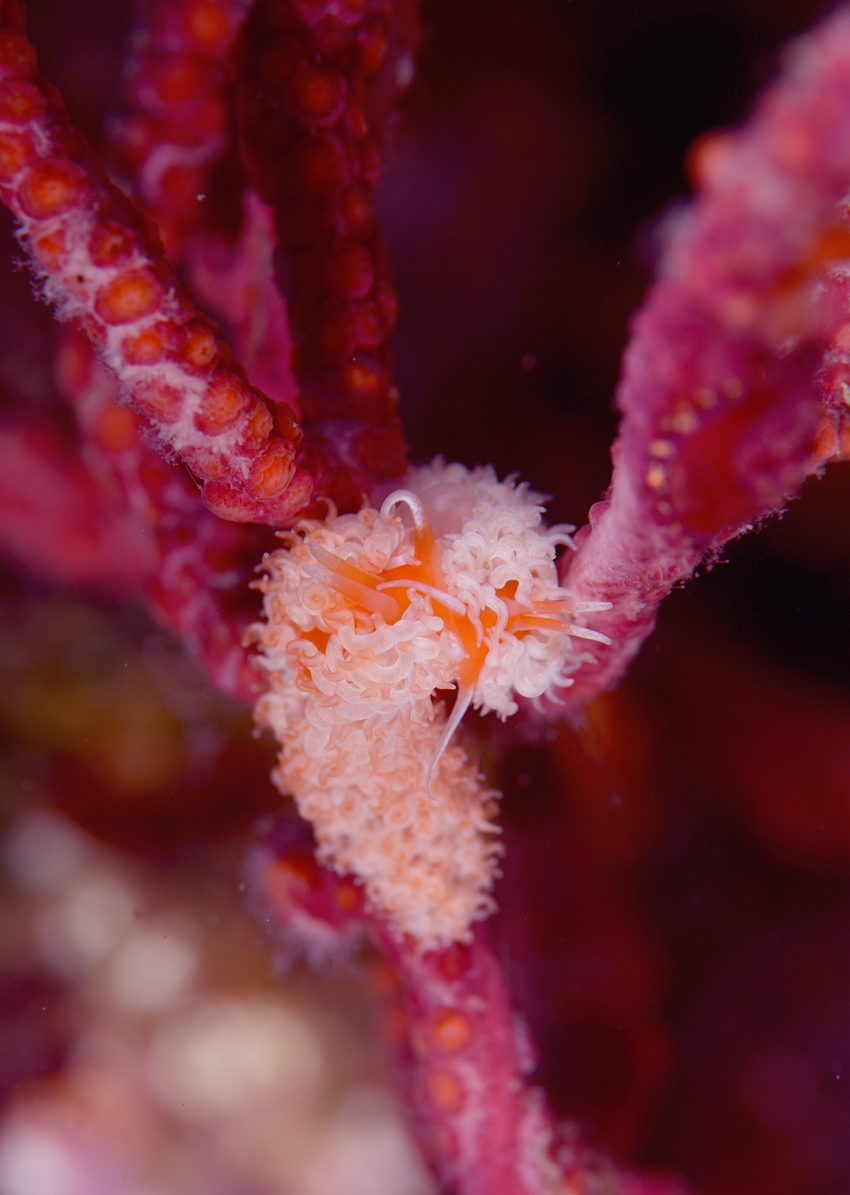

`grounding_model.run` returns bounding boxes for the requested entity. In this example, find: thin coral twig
[235,0,418,512]
[108,0,252,262]
[556,6,850,711]
[254,830,681,1195]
